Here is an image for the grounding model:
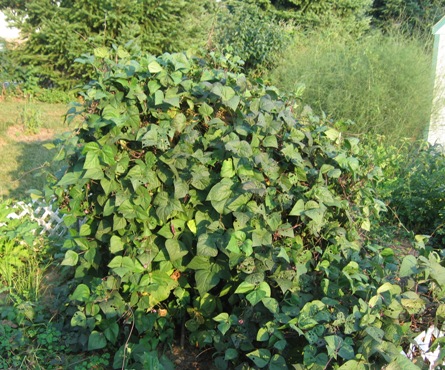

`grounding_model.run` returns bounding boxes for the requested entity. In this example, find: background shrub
[372,0,445,37]
[212,0,293,73]
[366,137,445,245]
[268,31,433,142]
